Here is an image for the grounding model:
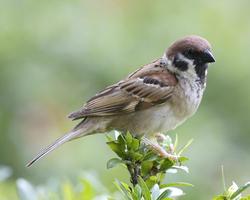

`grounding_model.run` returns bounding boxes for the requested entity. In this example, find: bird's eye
[184,49,194,58]
[183,49,200,60]
[187,49,193,55]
